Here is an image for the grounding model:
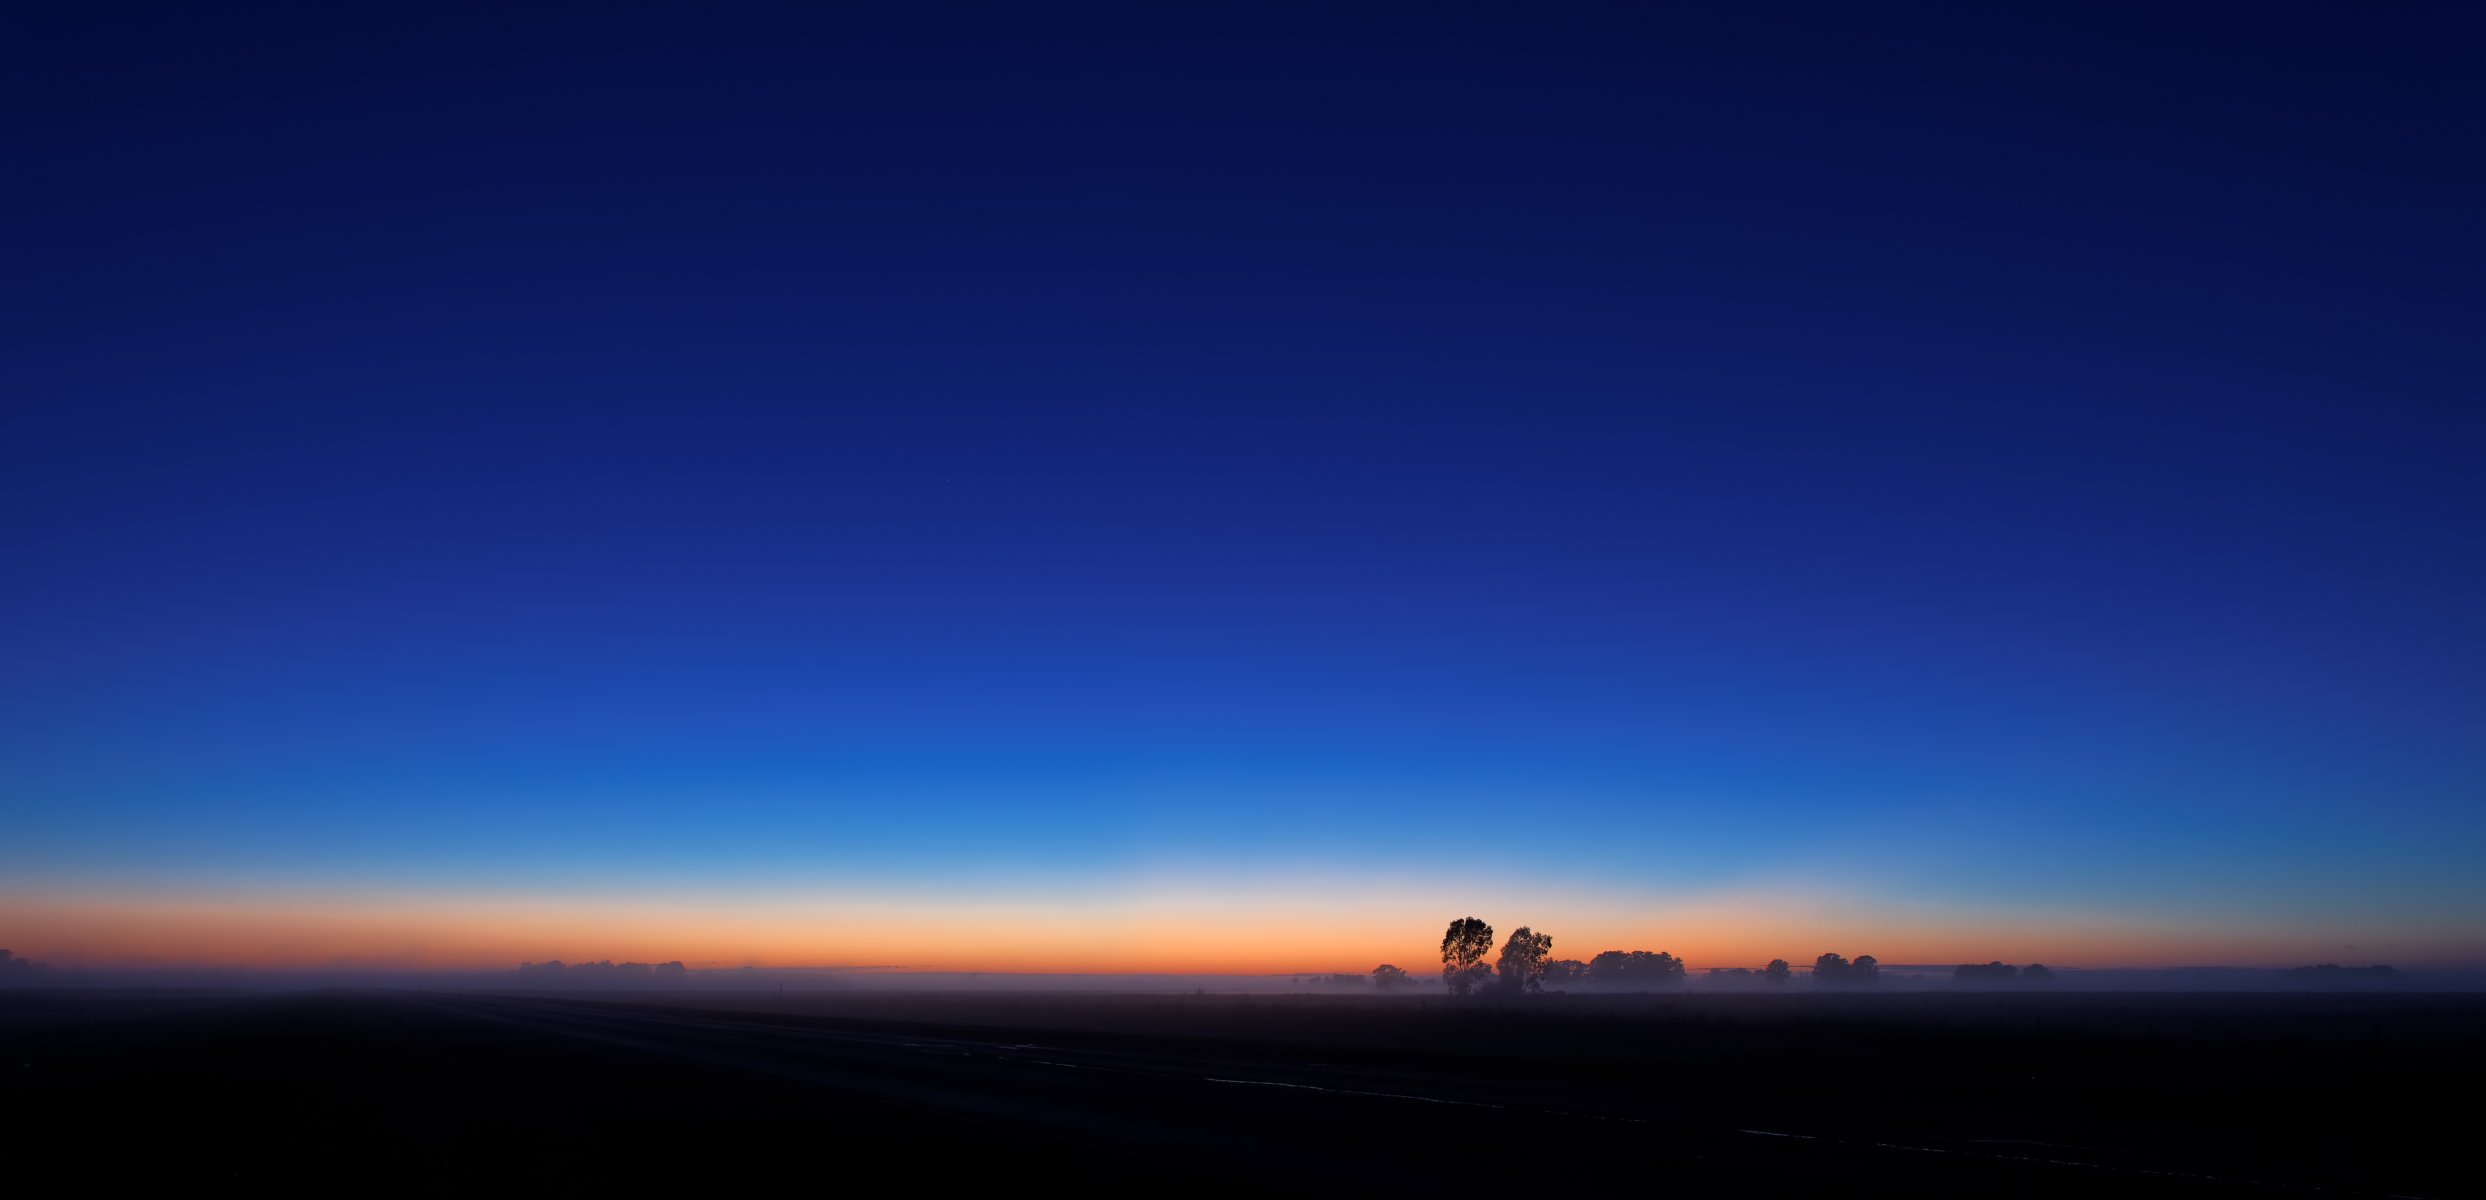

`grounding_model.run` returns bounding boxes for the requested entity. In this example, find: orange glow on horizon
[7,884,2473,974]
